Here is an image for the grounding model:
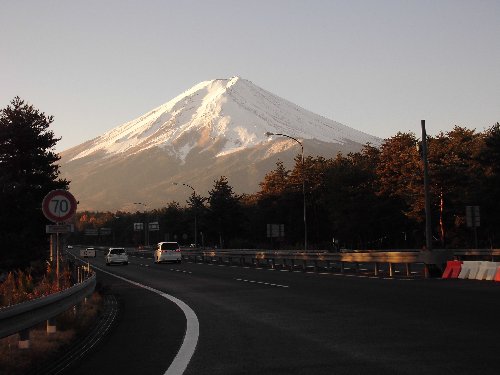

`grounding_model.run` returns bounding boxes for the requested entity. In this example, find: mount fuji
[59,76,381,211]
